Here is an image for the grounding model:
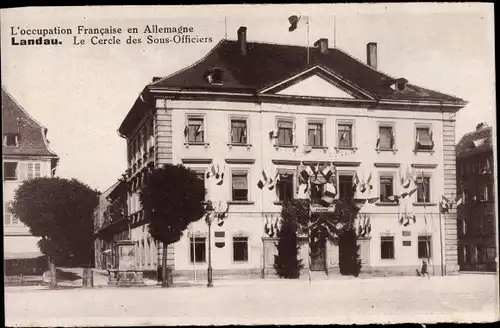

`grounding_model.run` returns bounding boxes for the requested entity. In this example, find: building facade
[2,87,59,275]
[96,27,467,278]
[456,123,496,272]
